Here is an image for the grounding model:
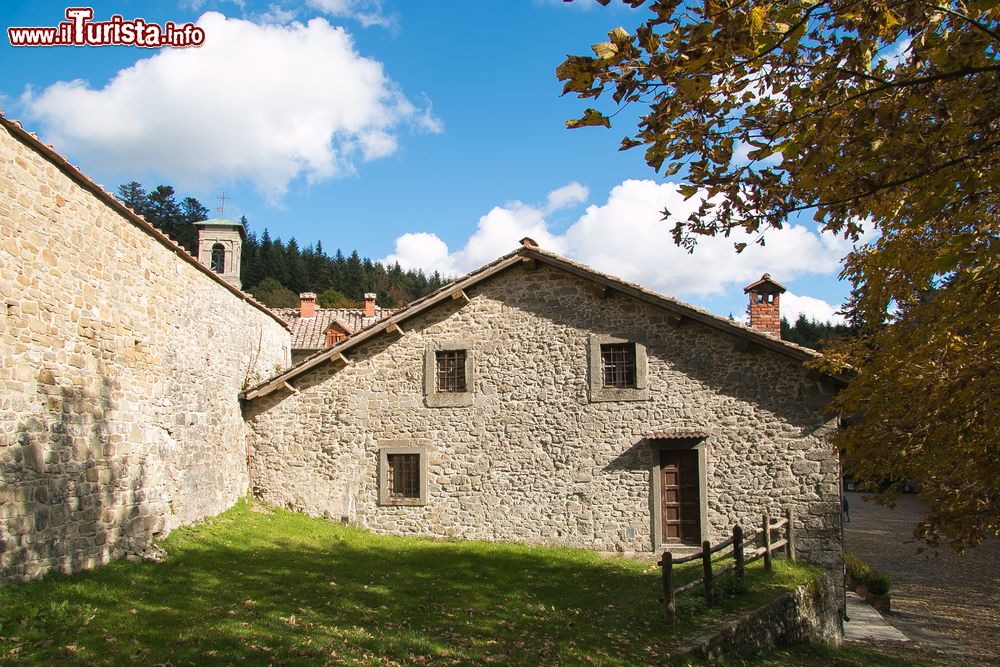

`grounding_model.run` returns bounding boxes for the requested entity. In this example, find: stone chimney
[743,273,786,337]
[299,292,317,318]
[363,293,377,318]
